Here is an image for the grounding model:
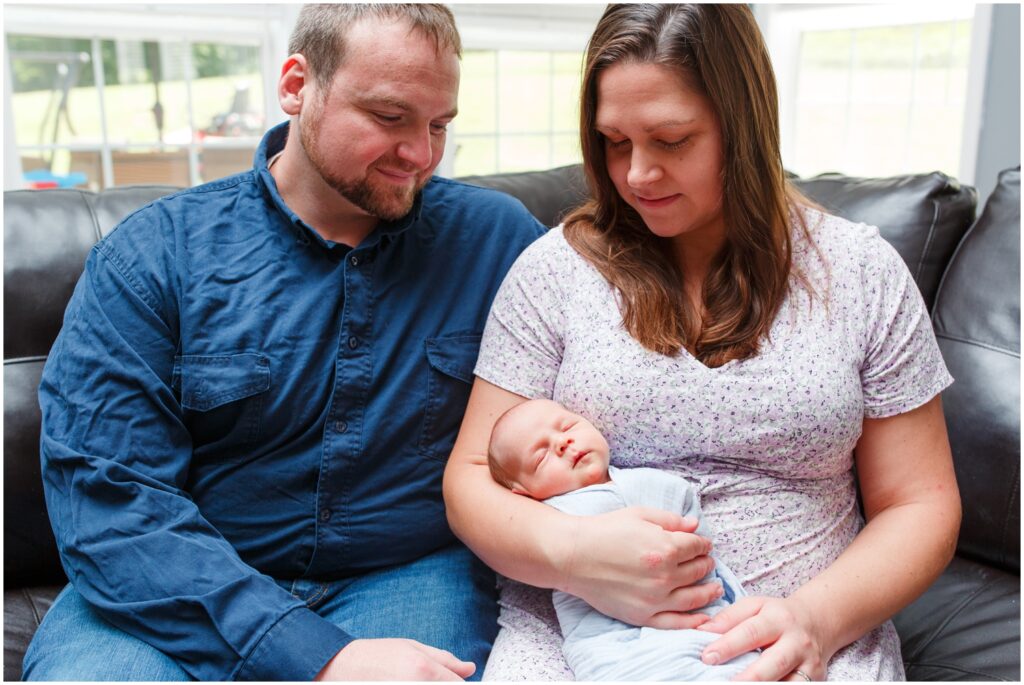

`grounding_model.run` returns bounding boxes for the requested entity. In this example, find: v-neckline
[676,346,743,374]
